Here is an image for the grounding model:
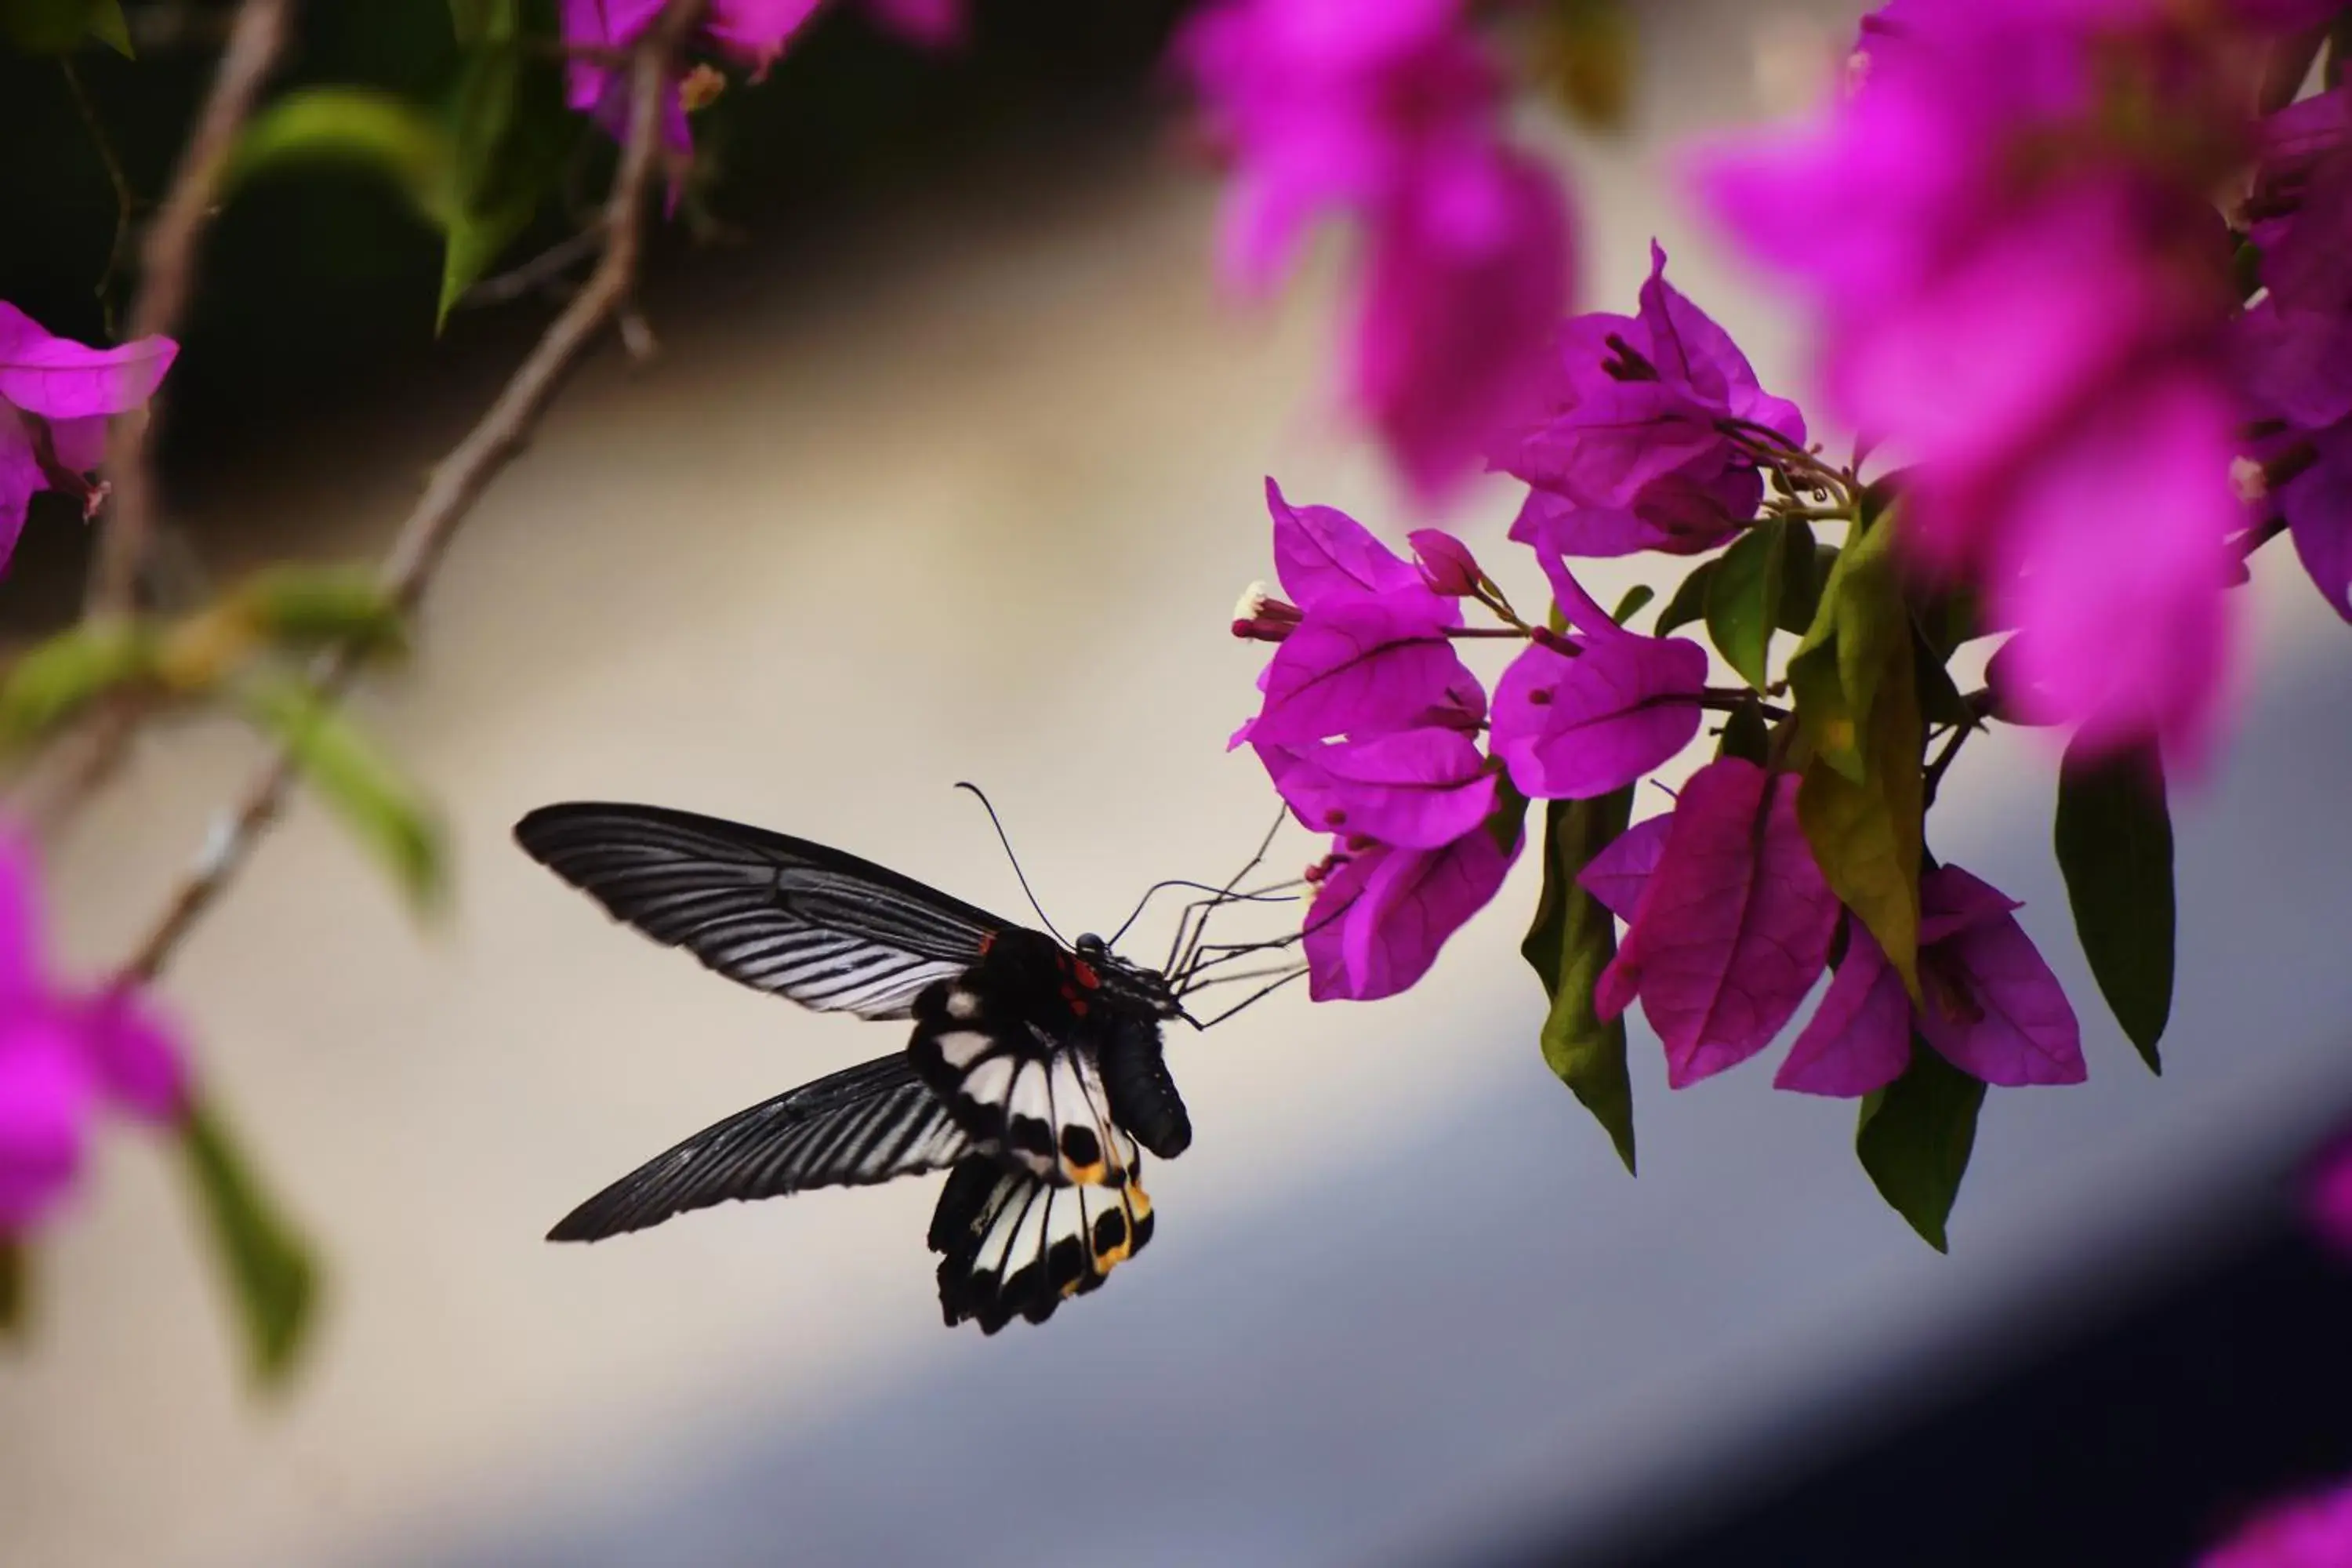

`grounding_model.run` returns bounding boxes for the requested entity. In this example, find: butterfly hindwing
[927,1153,1156,1334]
[515,803,1010,1020]
[547,1053,970,1242]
